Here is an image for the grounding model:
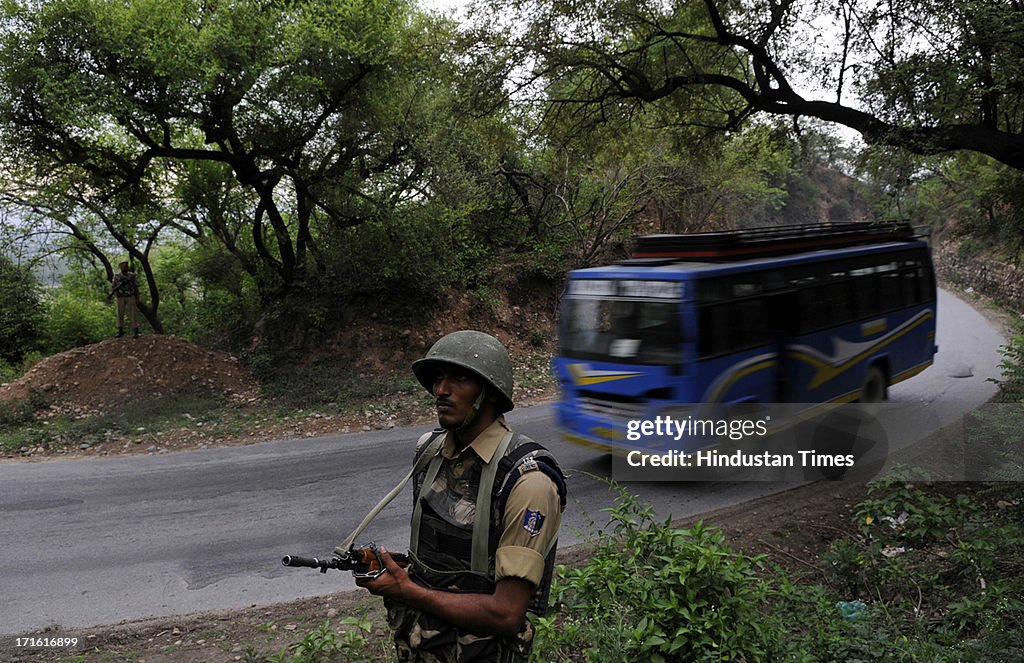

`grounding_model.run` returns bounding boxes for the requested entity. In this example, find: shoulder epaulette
[493,441,567,513]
